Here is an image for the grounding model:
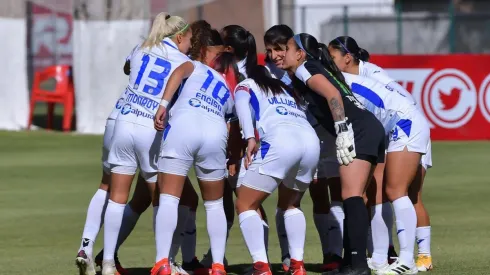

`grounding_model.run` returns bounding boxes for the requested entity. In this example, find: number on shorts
[199,69,230,105]
[133,54,171,96]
